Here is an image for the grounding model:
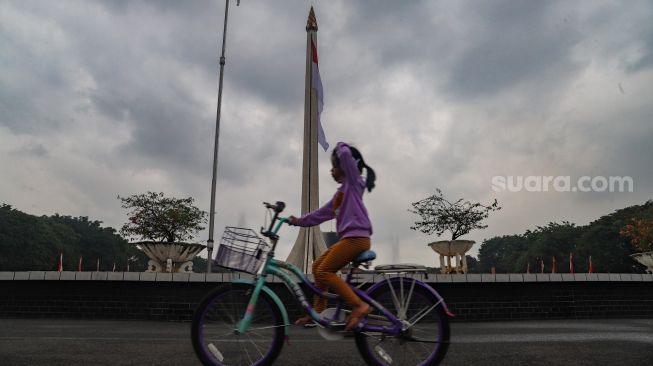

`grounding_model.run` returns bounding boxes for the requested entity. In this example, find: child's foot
[345,303,373,331]
[294,315,314,327]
